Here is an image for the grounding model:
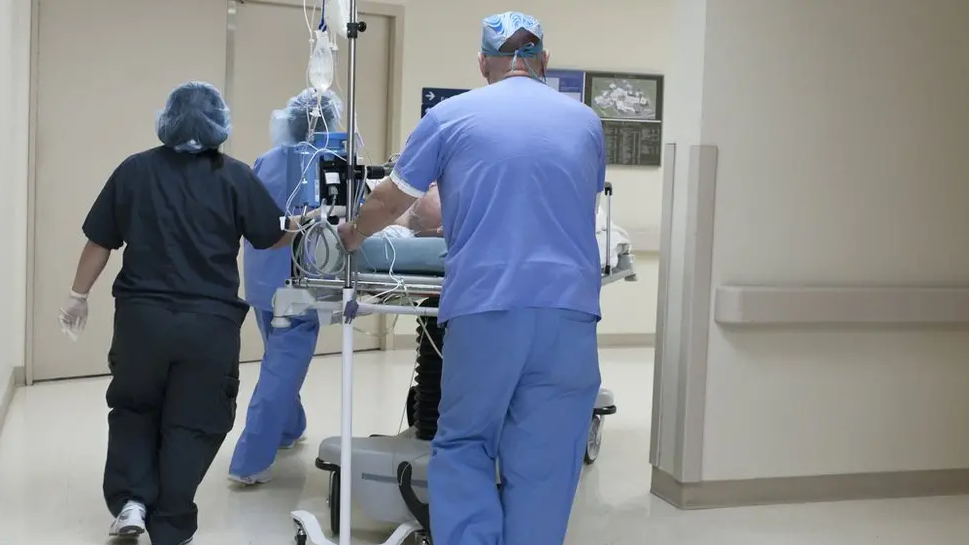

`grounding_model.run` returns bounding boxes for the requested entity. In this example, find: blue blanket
[357,237,447,275]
